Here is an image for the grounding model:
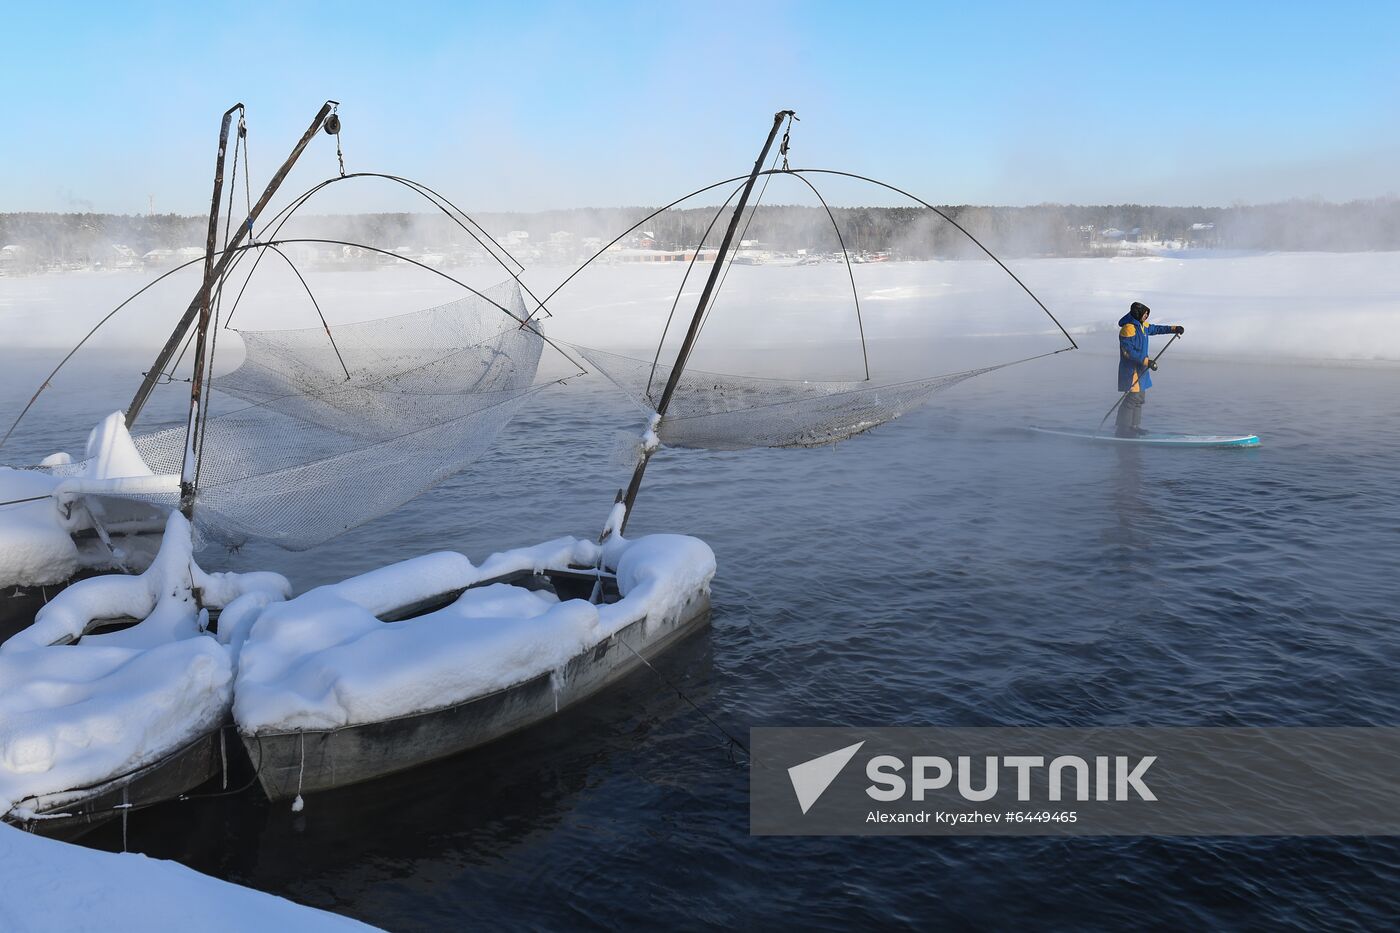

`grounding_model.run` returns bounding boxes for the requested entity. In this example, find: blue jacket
[1117,313,1173,392]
